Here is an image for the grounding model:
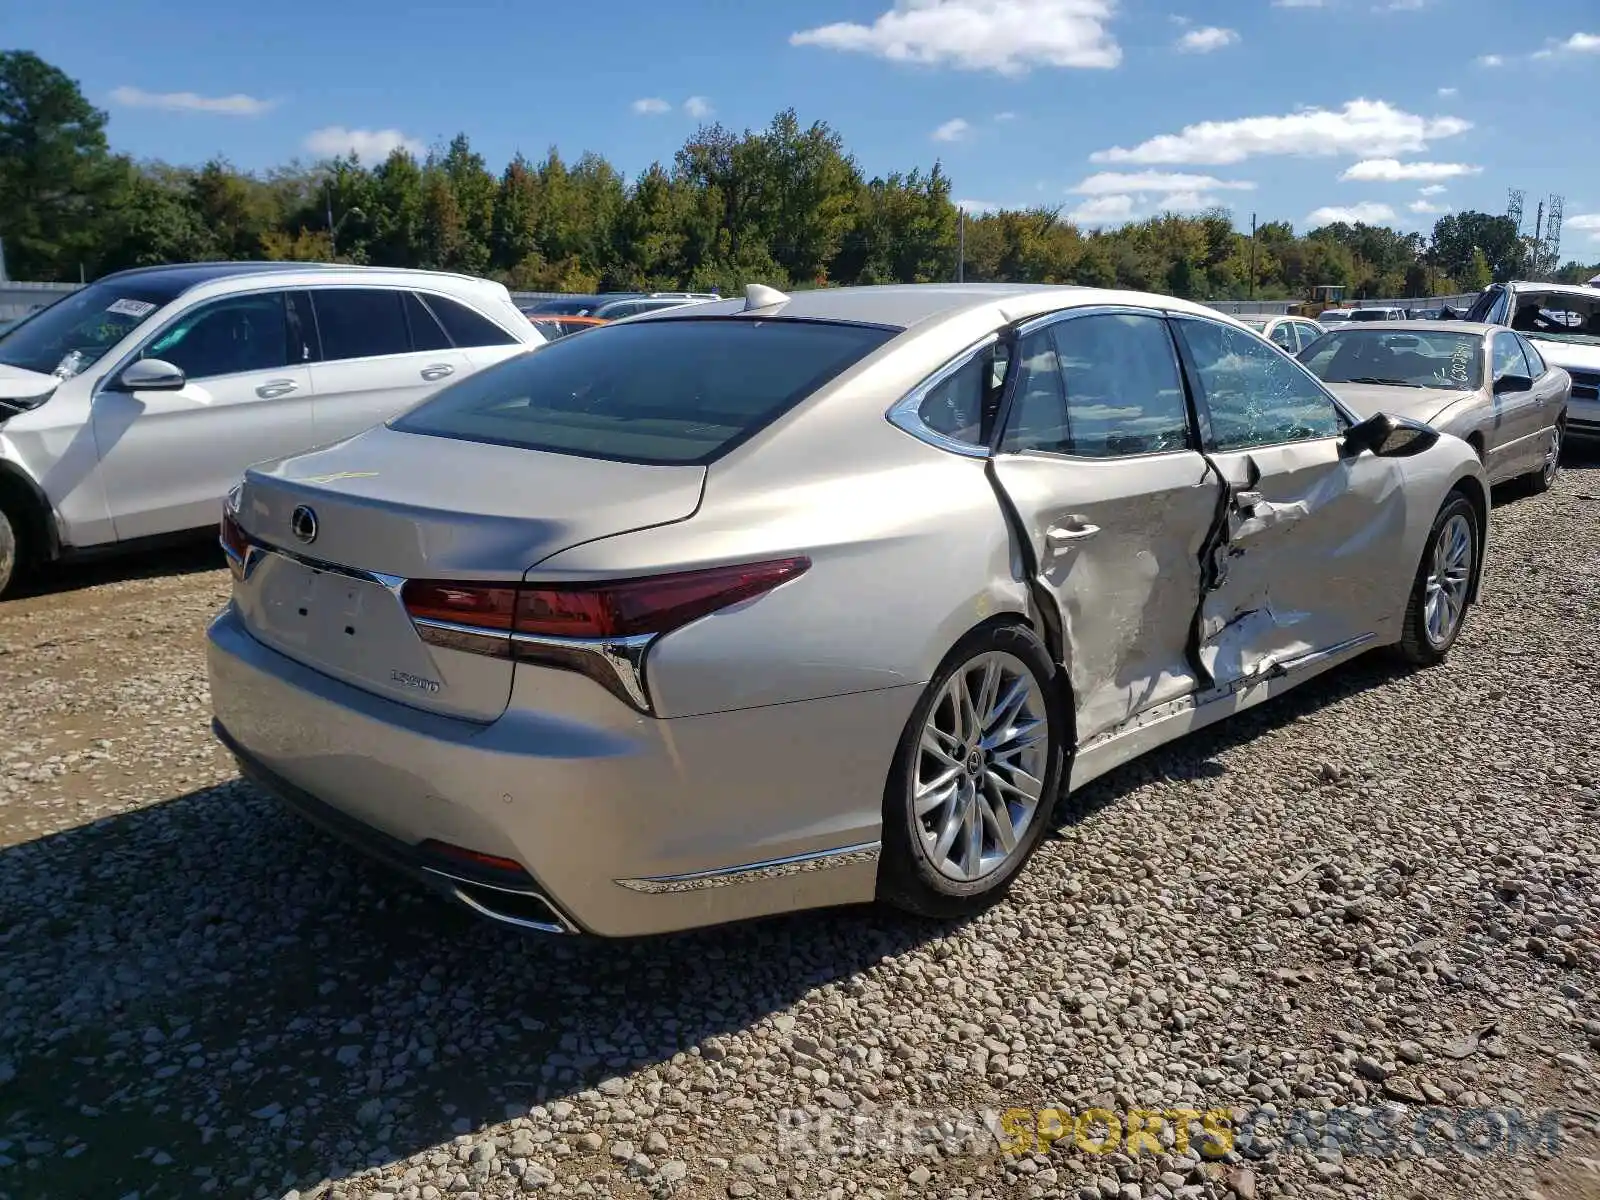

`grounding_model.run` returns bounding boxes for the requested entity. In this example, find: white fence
[1204,293,1480,317]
